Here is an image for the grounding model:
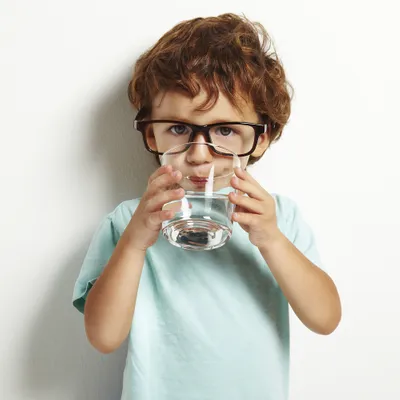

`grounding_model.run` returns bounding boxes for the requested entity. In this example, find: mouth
[189,176,209,183]
[188,176,210,187]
